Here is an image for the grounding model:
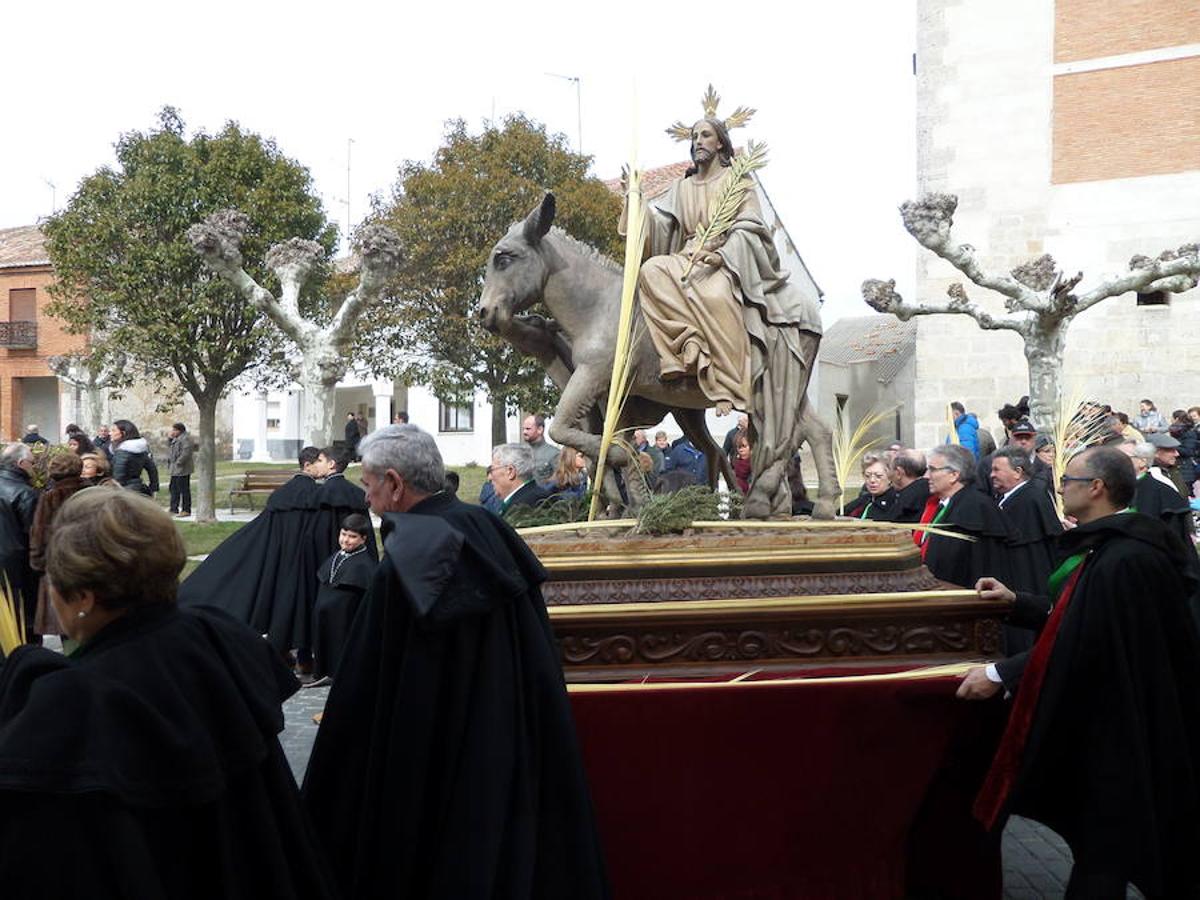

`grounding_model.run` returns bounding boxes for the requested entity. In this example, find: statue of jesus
[621,88,822,419]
